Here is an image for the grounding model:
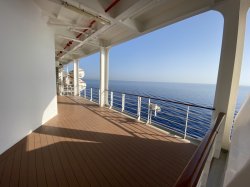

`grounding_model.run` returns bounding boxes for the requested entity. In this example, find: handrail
[89,87,100,90]
[83,87,215,139]
[174,112,225,187]
[106,89,215,110]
